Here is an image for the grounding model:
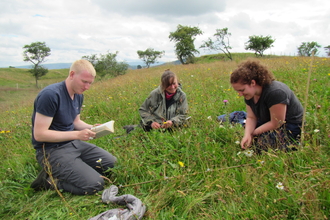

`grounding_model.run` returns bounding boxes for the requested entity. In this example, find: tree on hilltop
[82,51,129,78]
[169,24,203,64]
[297,42,321,57]
[23,41,51,88]
[137,48,165,68]
[200,27,233,60]
[245,35,275,57]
